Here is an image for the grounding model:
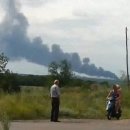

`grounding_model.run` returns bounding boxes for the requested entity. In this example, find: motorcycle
[106,97,122,120]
